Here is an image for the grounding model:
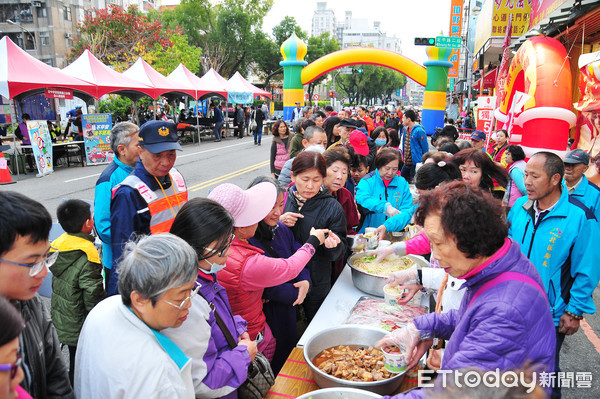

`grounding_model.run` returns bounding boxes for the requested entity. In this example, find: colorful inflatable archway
[495,36,576,157]
[279,34,453,135]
